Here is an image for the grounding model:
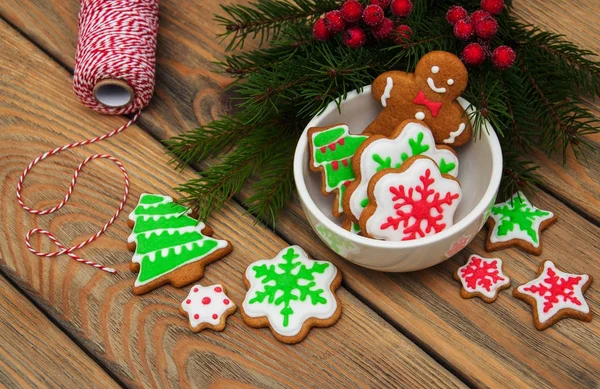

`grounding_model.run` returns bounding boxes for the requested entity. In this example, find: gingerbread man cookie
[365,51,473,146]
